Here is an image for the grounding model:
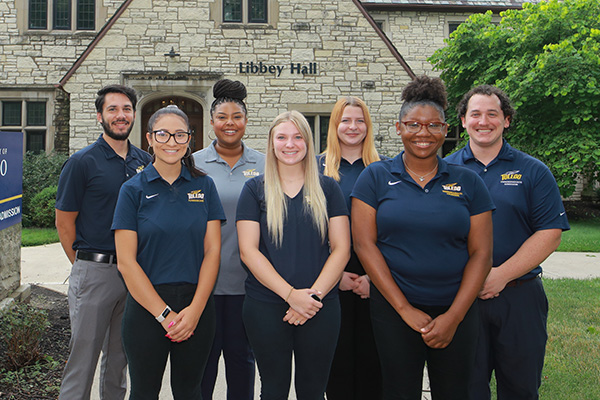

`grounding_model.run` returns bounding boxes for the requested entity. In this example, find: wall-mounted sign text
[239,62,318,77]
[0,131,23,231]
